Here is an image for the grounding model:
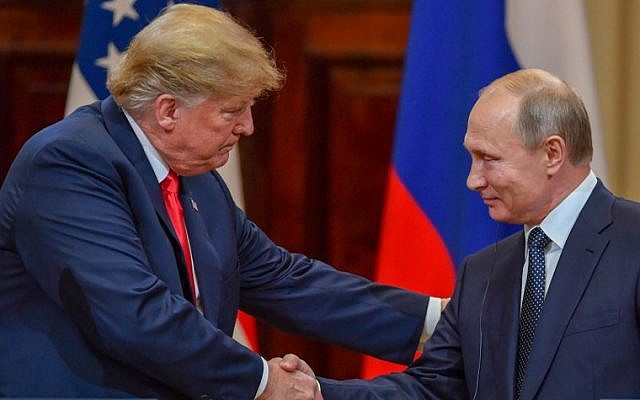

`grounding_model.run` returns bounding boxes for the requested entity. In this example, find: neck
[531,164,591,225]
